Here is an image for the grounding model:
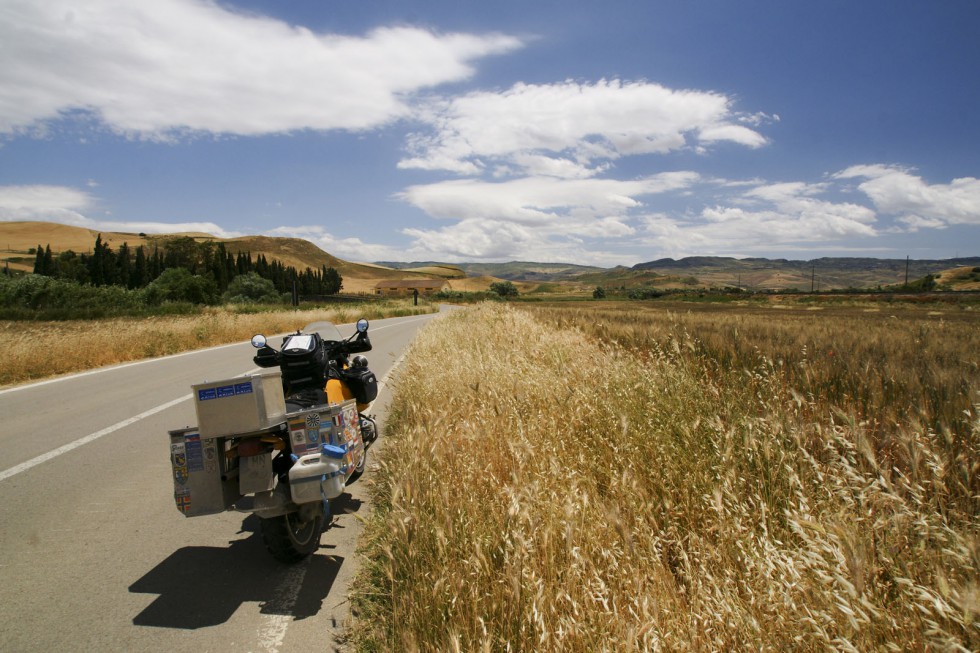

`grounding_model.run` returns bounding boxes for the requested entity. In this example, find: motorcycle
[168,318,379,563]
